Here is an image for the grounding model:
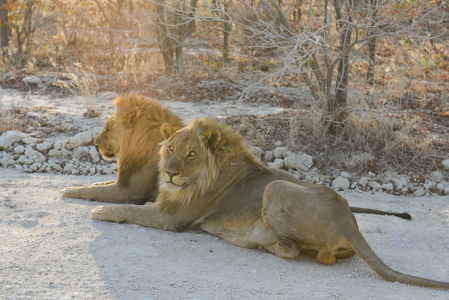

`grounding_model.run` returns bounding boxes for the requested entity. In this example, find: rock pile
[1,130,448,196]
[0,130,117,176]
